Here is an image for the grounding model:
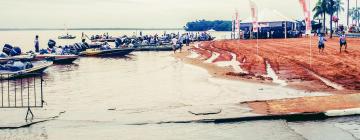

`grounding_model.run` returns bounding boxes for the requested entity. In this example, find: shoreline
[174,45,276,87]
